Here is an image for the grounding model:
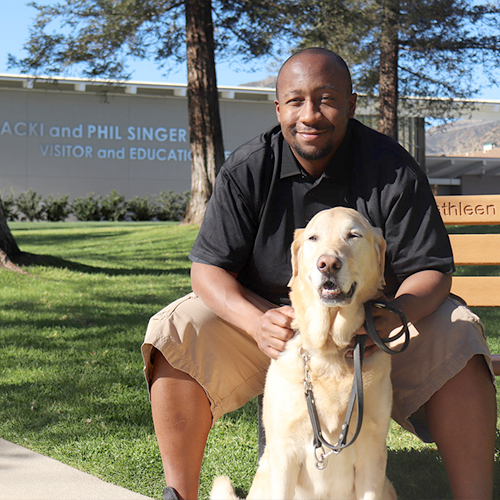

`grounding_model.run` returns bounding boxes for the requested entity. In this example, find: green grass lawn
[1,222,499,499]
